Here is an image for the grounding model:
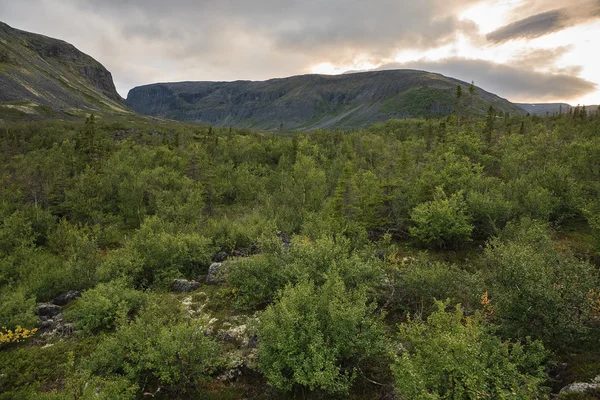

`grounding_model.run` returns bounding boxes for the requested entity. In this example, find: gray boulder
[172,279,202,292]
[52,290,82,306]
[36,303,61,317]
[207,262,230,285]
[213,251,228,263]
[36,303,75,337]
[560,376,600,394]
